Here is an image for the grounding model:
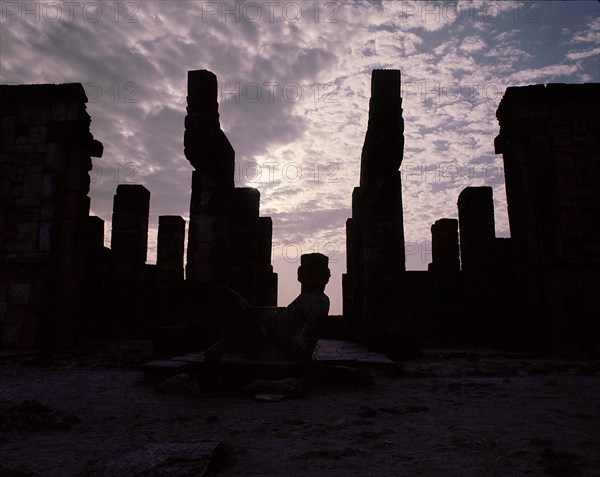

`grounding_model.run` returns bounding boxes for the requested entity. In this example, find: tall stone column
[110,184,150,334]
[344,69,405,339]
[457,186,495,271]
[157,215,185,283]
[228,187,260,303]
[256,217,278,306]
[184,70,235,284]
